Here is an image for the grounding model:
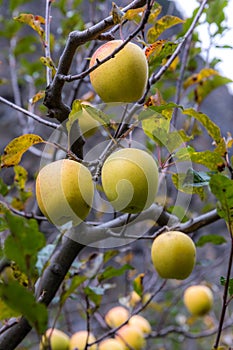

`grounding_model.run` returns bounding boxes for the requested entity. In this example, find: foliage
[0,0,233,349]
